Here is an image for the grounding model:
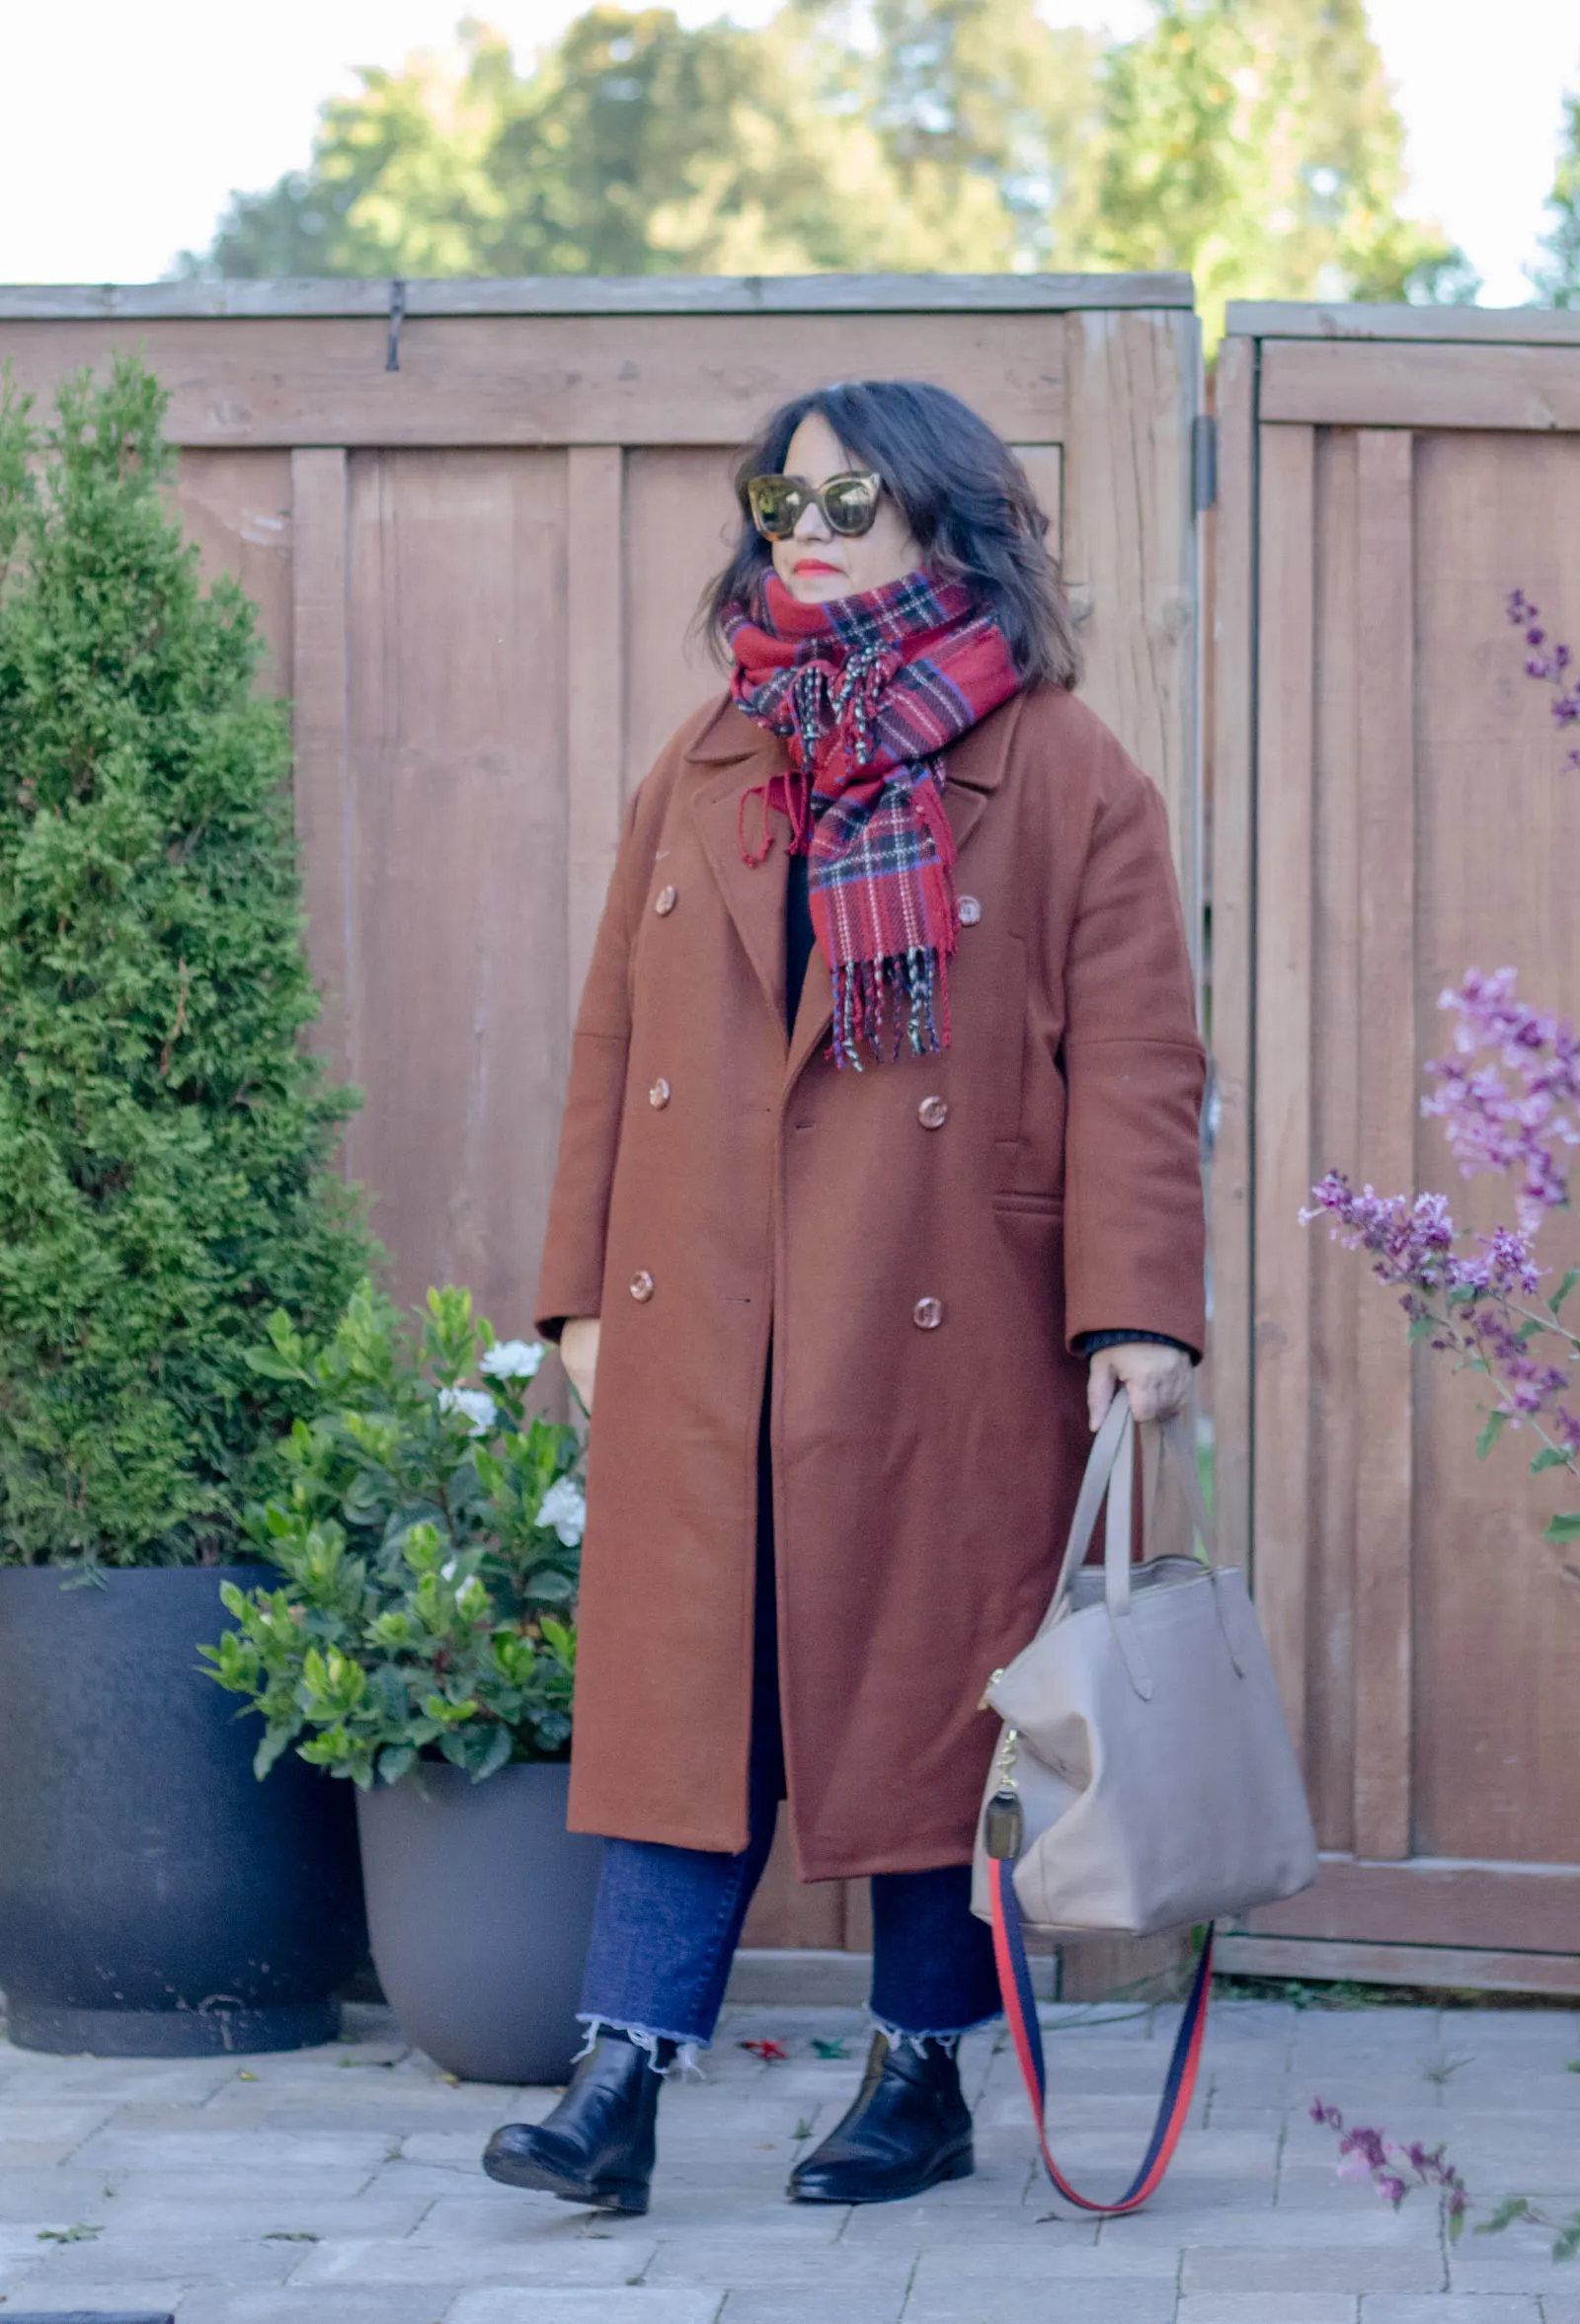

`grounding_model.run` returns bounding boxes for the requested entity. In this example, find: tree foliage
[0,356,373,1566]
[1531,88,1580,309]
[1084,0,1472,341]
[181,0,1465,333]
